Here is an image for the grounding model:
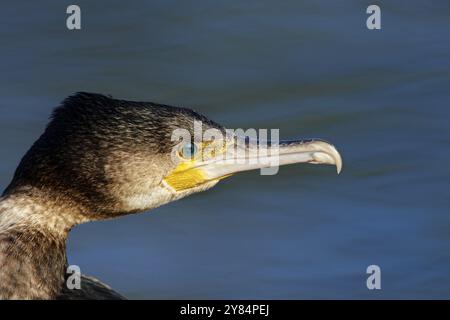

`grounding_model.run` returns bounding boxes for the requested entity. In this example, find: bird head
[3,92,342,222]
